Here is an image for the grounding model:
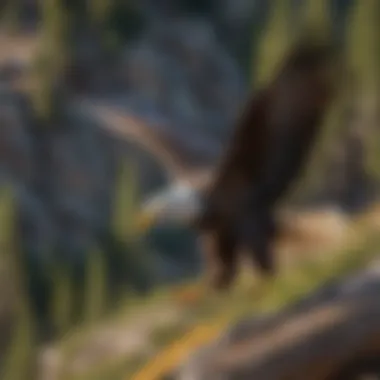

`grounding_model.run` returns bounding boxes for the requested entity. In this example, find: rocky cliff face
[0,13,247,270]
